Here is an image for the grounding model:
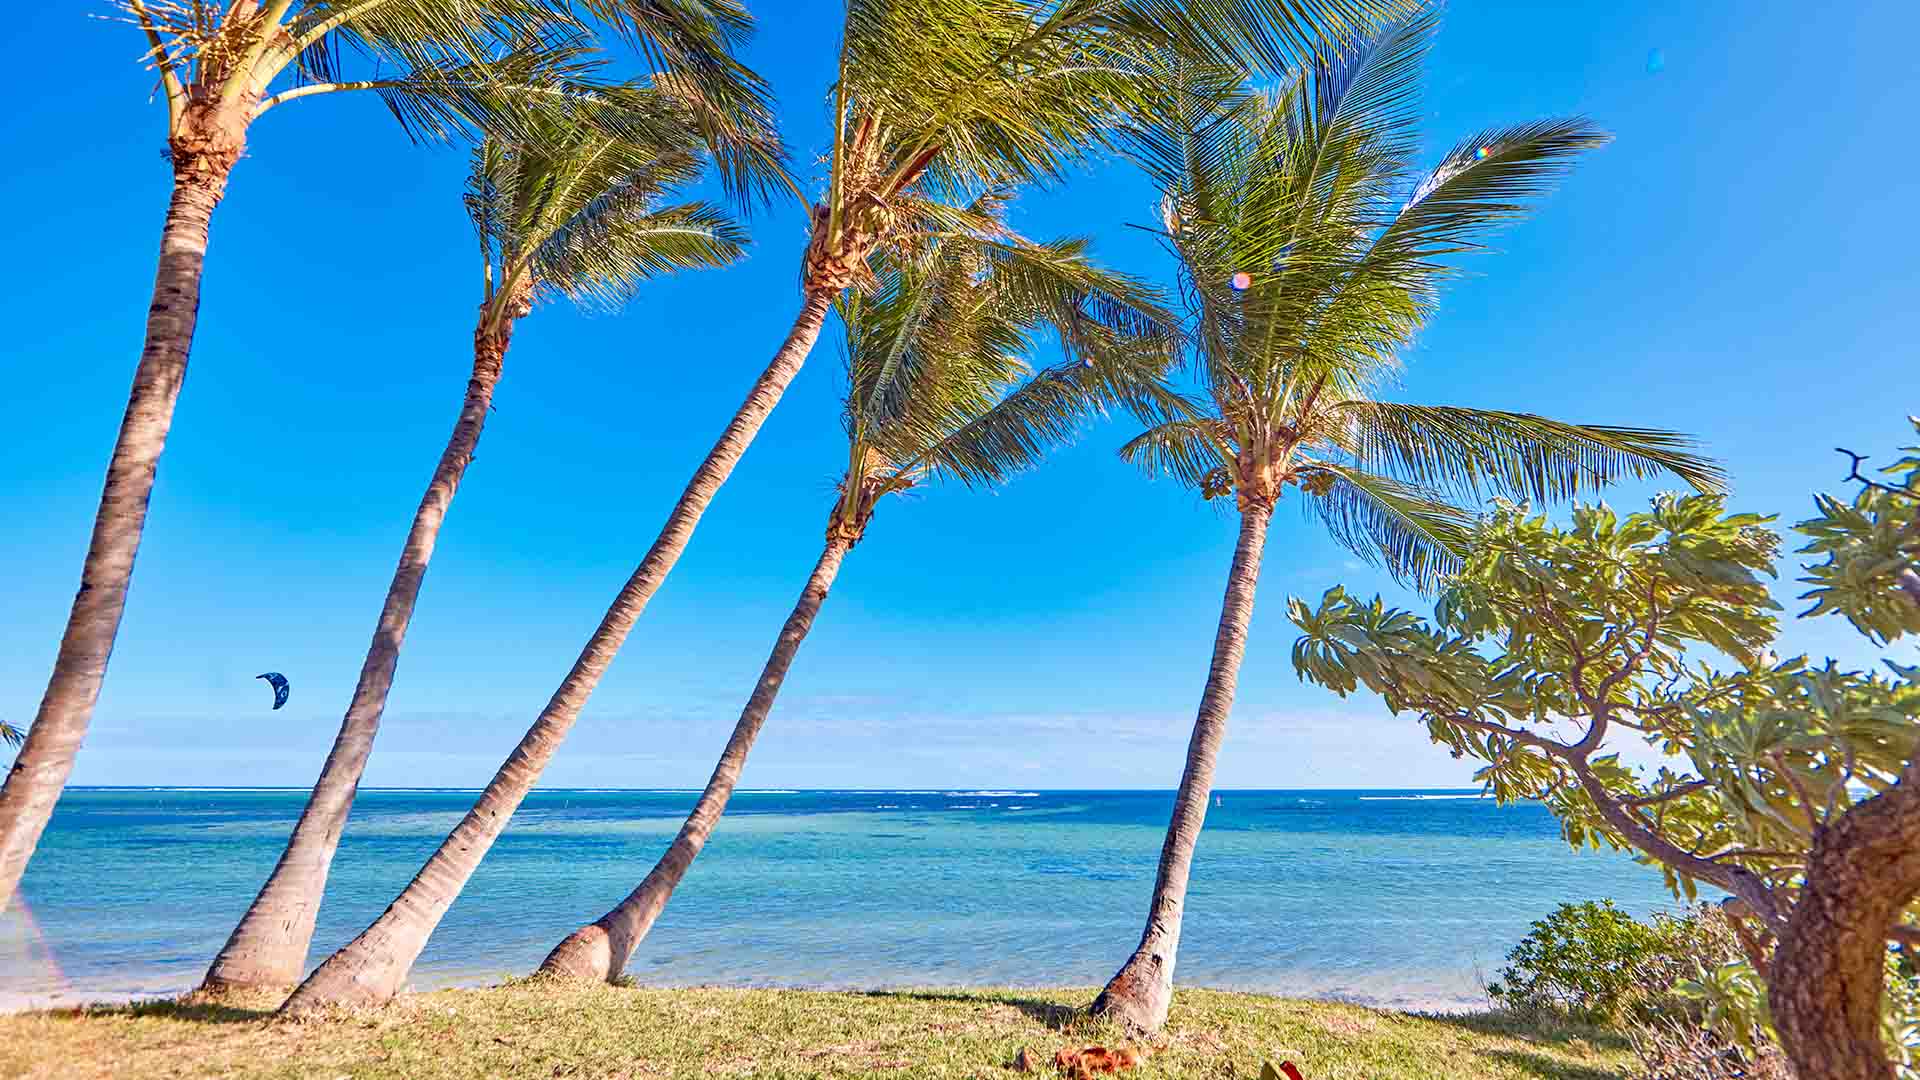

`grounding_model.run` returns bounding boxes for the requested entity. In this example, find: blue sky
[2,2,1915,790]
